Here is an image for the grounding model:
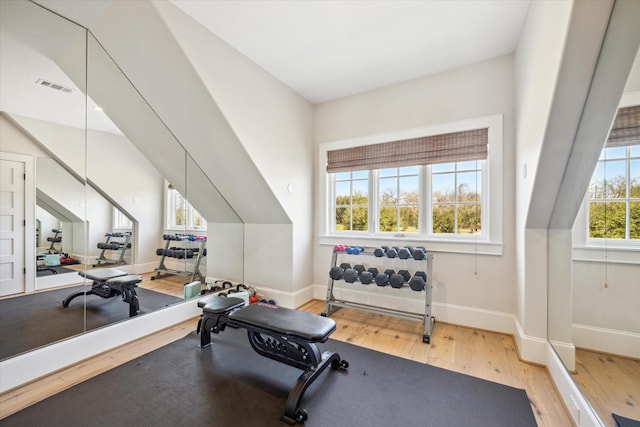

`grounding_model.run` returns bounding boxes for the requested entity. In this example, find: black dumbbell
[375,274,390,287]
[412,247,426,260]
[367,267,379,278]
[339,262,352,270]
[353,264,366,276]
[414,271,427,281]
[398,247,412,259]
[343,269,359,283]
[373,247,386,257]
[398,269,411,282]
[384,269,396,277]
[156,248,164,256]
[389,273,405,288]
[409,275,426,291]
[359,271,374,284]
[329,266,343,280]
[386,248,398,258]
